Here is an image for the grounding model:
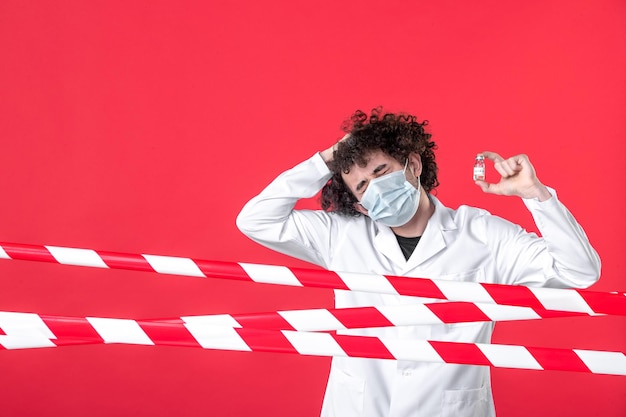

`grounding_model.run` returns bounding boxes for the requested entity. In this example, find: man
[236,108,600,417]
